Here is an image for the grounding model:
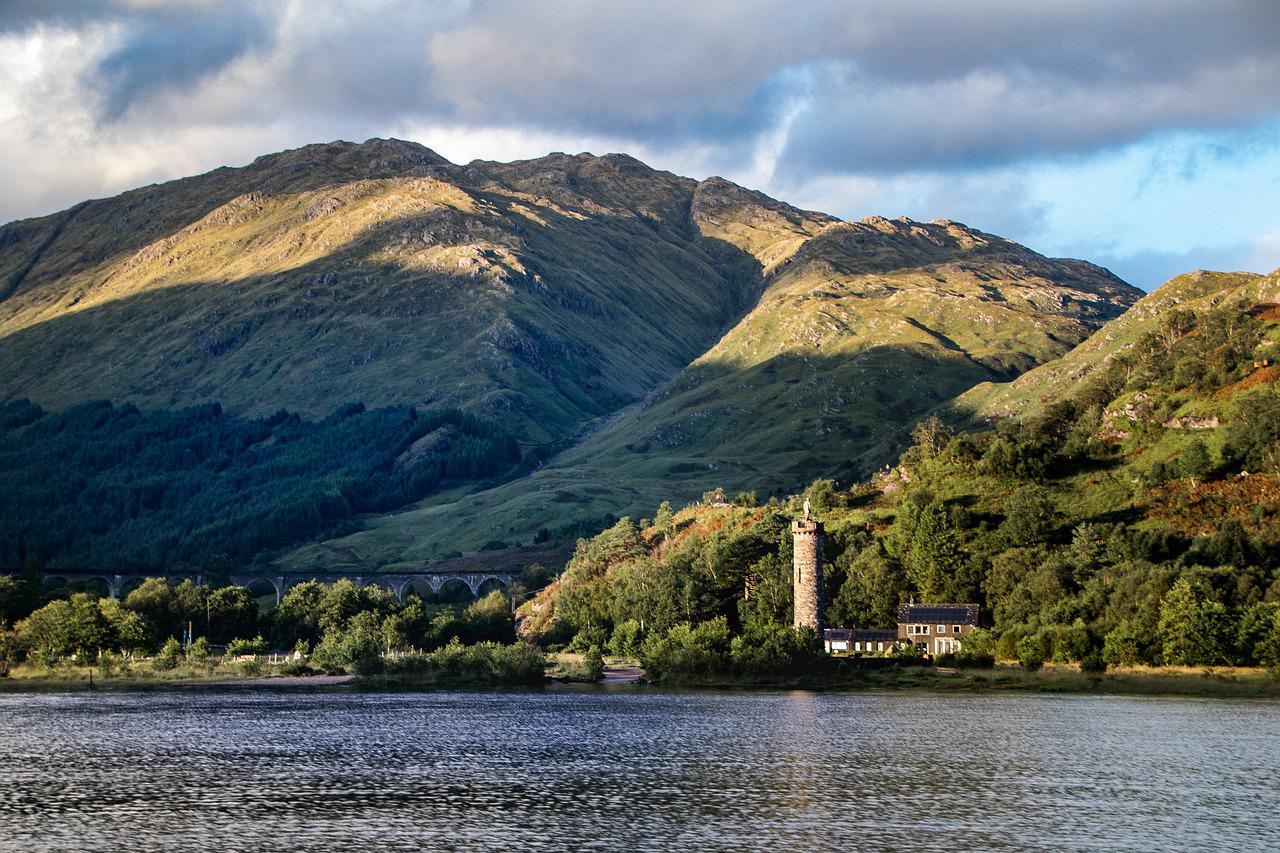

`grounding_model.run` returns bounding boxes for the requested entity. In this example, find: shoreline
[0,673,358,693]
[2,663,1277,698]
[643,663,1280,699]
